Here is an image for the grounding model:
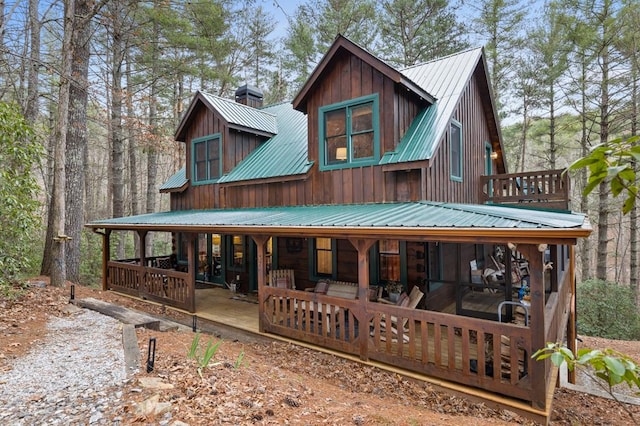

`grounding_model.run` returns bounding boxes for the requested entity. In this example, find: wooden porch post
[139,231,148,266]
[348,238,376,361]
[101,229,111,291]
[187,233,196,313]
[521,243,547,410]
[138,231,148,297]
[252,235,270,333]
[567,244,577,384]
